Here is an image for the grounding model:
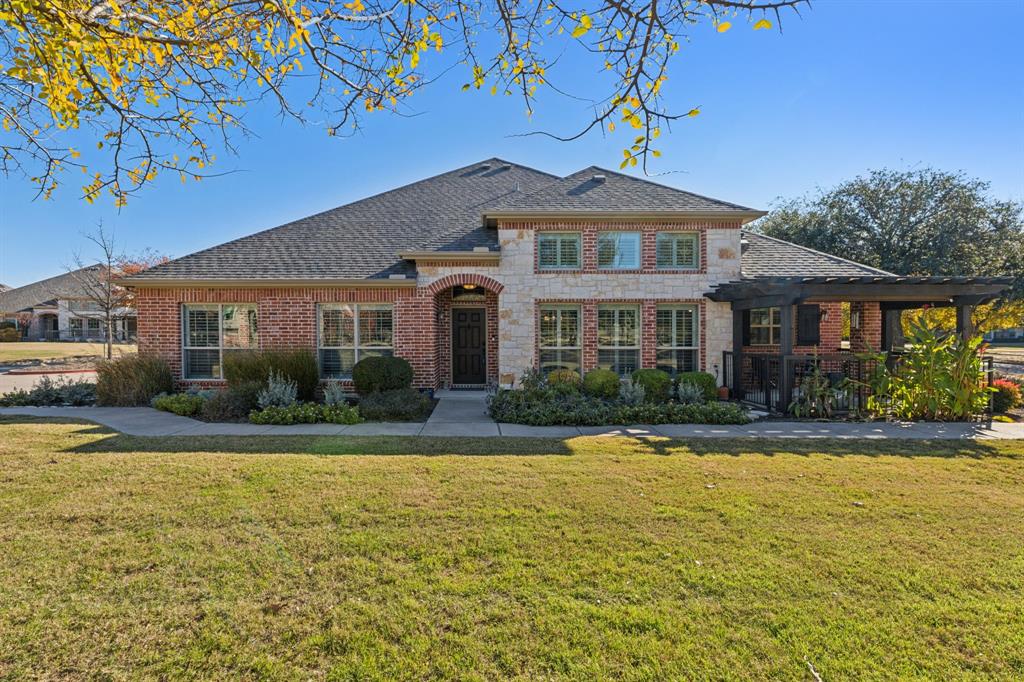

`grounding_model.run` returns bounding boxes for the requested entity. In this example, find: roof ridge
[741,230,898,277]
[578,165,758,212]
